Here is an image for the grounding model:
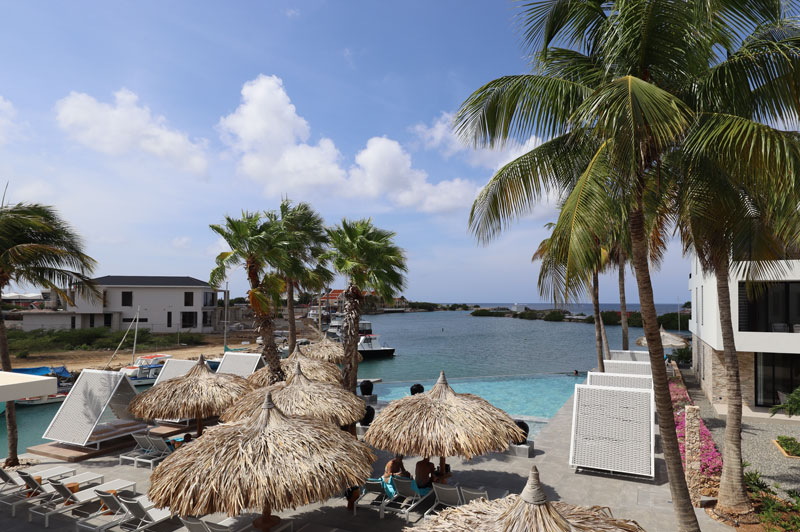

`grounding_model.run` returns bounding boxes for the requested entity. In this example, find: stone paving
[682,368,800,499]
